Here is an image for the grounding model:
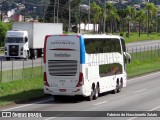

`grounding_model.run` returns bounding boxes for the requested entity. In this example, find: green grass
[0,50,4,55]
[127,58,160,78]
[1,66,43,83]
[0,76,44,106]
[114,32,160,43]
[127,50,160,77]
